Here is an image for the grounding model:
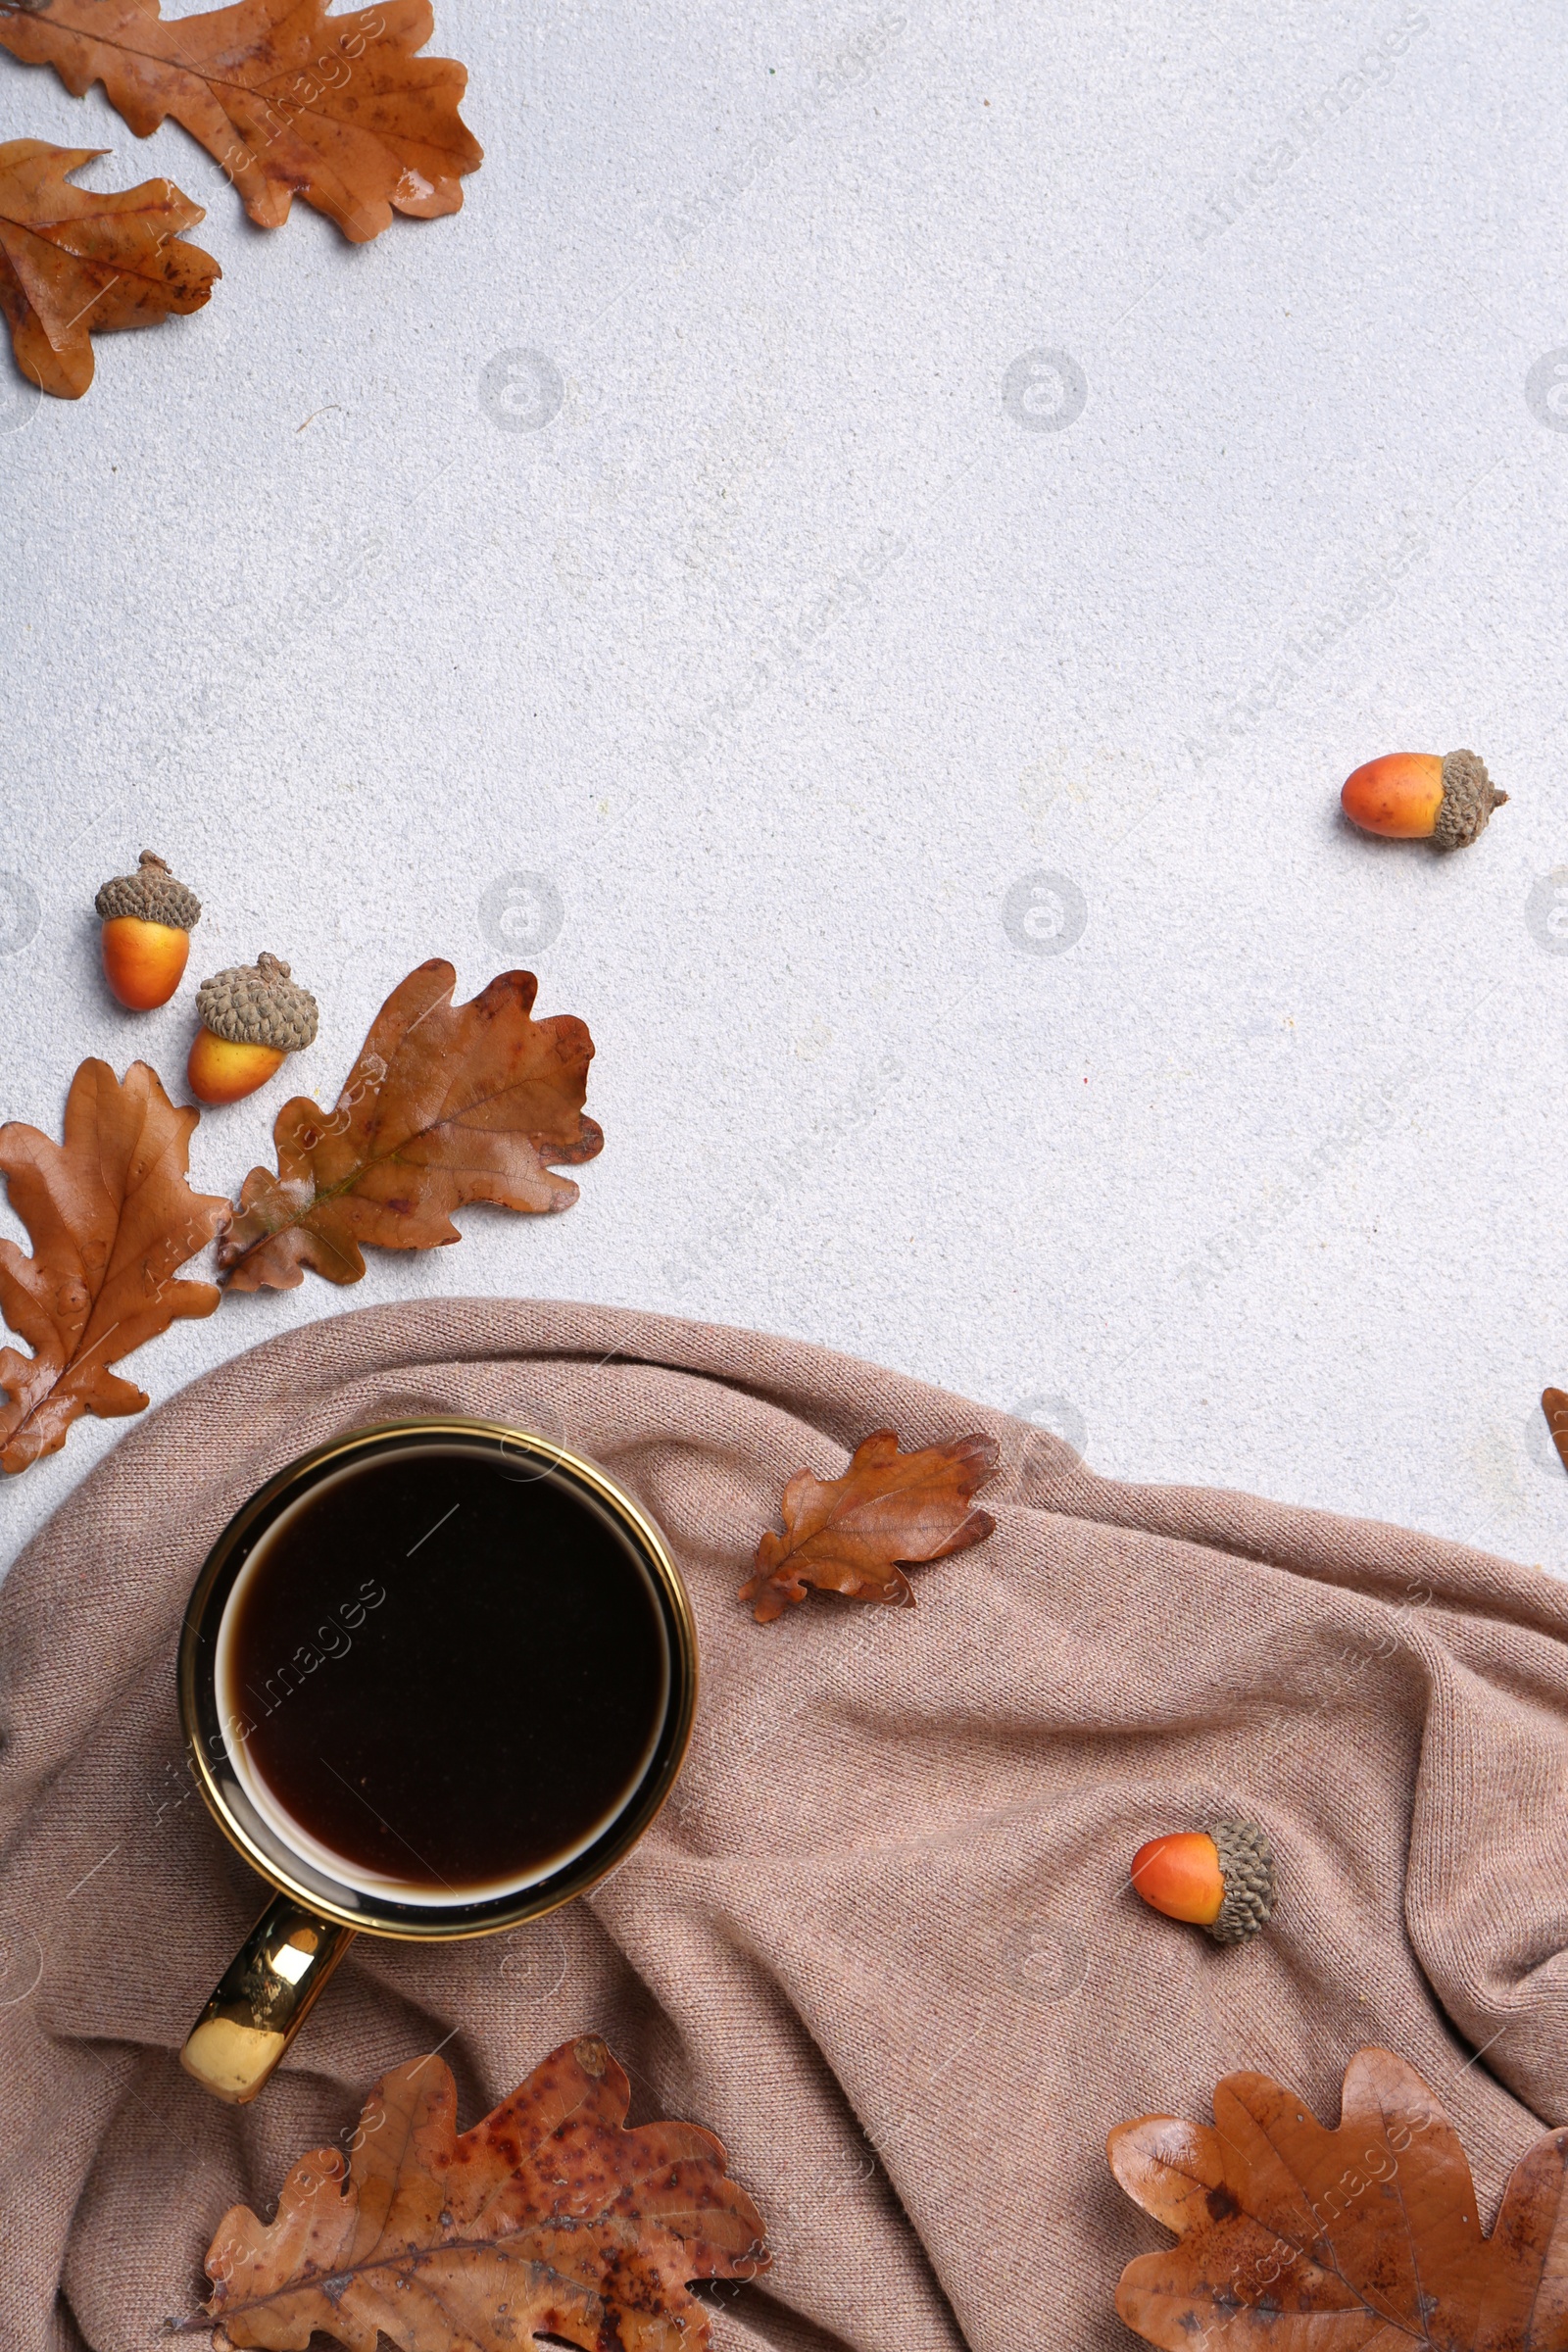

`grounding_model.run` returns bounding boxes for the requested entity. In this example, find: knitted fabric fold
[1,1296,1564,2351]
